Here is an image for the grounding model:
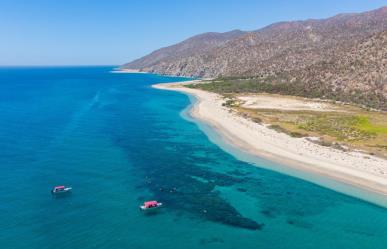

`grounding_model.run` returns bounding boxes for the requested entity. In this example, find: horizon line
[0,64,119,67]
